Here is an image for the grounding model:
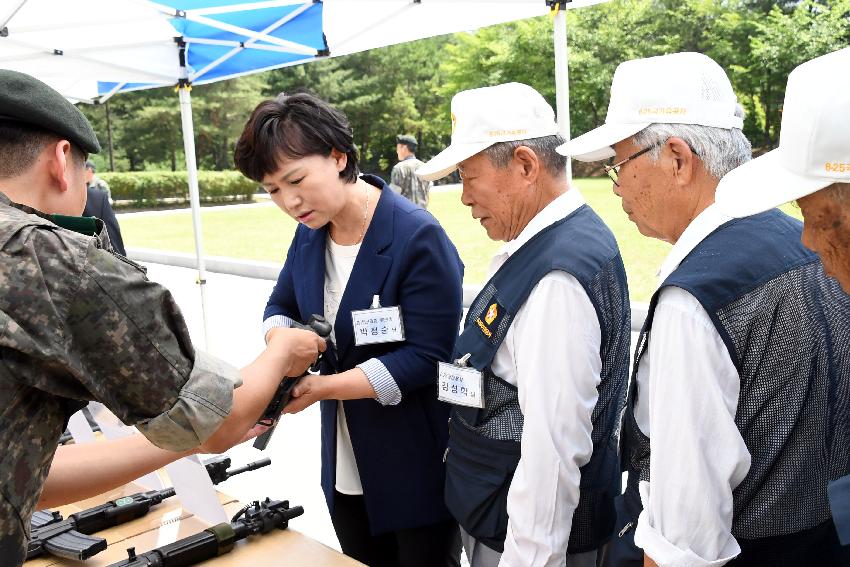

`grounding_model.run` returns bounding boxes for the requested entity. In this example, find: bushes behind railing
[100,171,257,206]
